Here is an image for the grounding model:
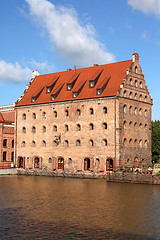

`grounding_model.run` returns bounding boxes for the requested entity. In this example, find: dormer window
[67,85,71,91]
[89,81,94,88]
[97,90,101,95]
[31,98,35,103]
[51,96,55,100]
[73,93,77,98]
[47,88,50,93]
